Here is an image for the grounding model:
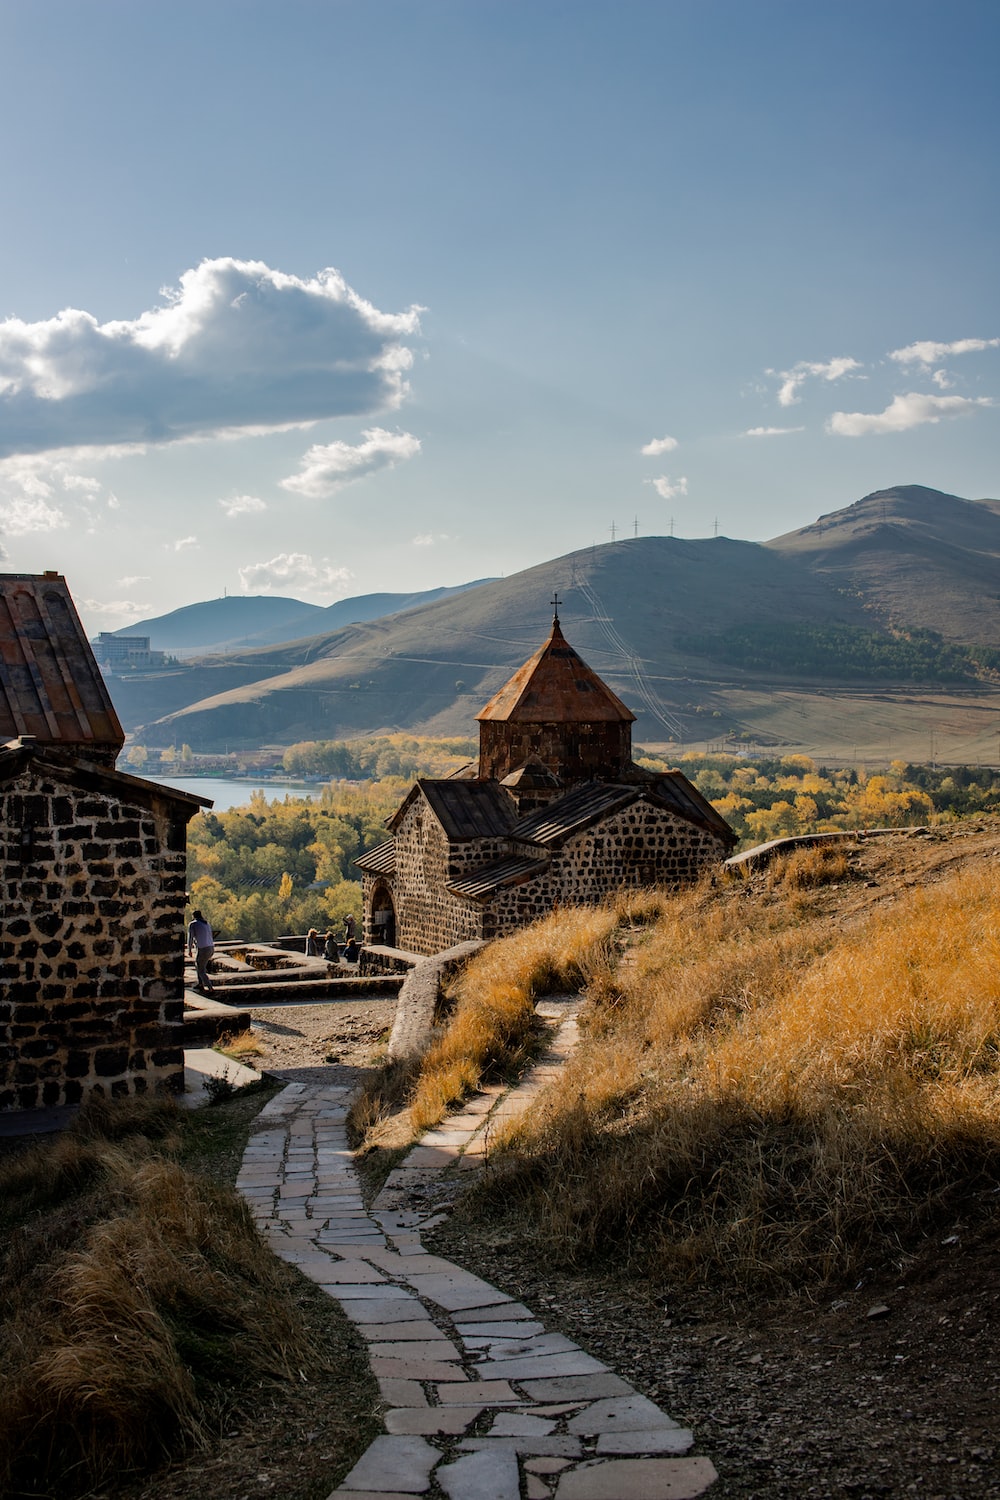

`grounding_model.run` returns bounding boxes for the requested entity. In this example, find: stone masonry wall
[0,761,189,1111]
[365,793,731,958]
[479,719,631,783]
[370,801,491,956]
[480,801,728,938]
